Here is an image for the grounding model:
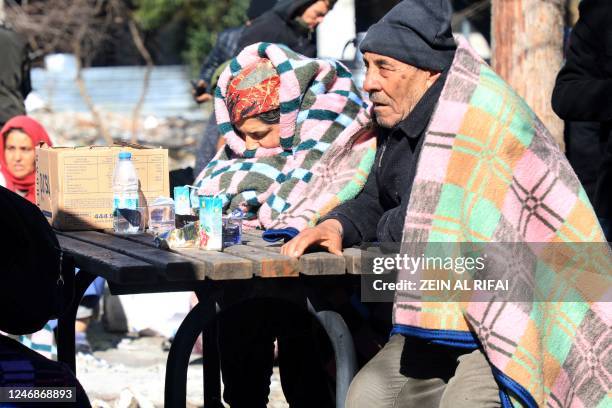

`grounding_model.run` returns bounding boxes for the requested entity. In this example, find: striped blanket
[195,43,375,237]
[393,38,612,407]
